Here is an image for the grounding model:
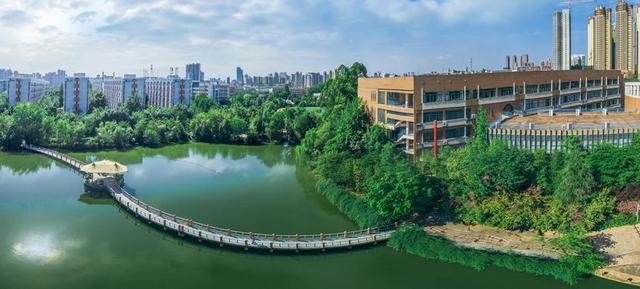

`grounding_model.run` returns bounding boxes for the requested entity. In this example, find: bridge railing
[22,144,86,169]
[105,179,396,242]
